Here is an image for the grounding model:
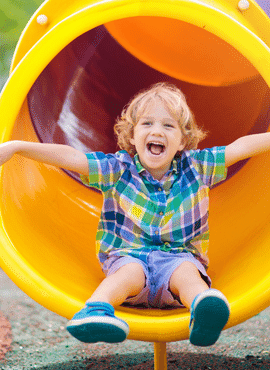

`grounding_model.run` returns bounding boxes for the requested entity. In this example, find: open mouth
[147,142,166,155]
